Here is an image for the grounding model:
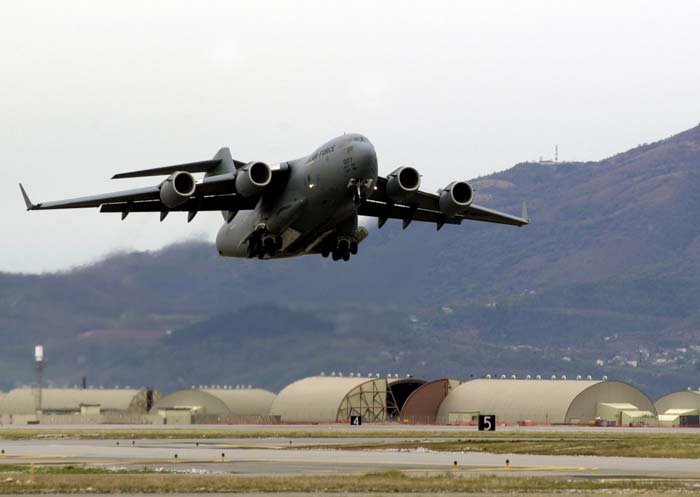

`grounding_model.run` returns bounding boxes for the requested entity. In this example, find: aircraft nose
[352,142,378,197]
[355,141,377,171]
